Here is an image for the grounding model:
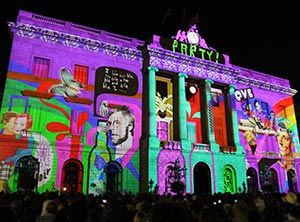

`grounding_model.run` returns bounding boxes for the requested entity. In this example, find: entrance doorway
[193,162,211,194]
[287,169,297,192]
[61,159,83,192]
[246,168,258,193]
[264,168,279,192]
[16,156,39,192]
[104,161,122,193]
